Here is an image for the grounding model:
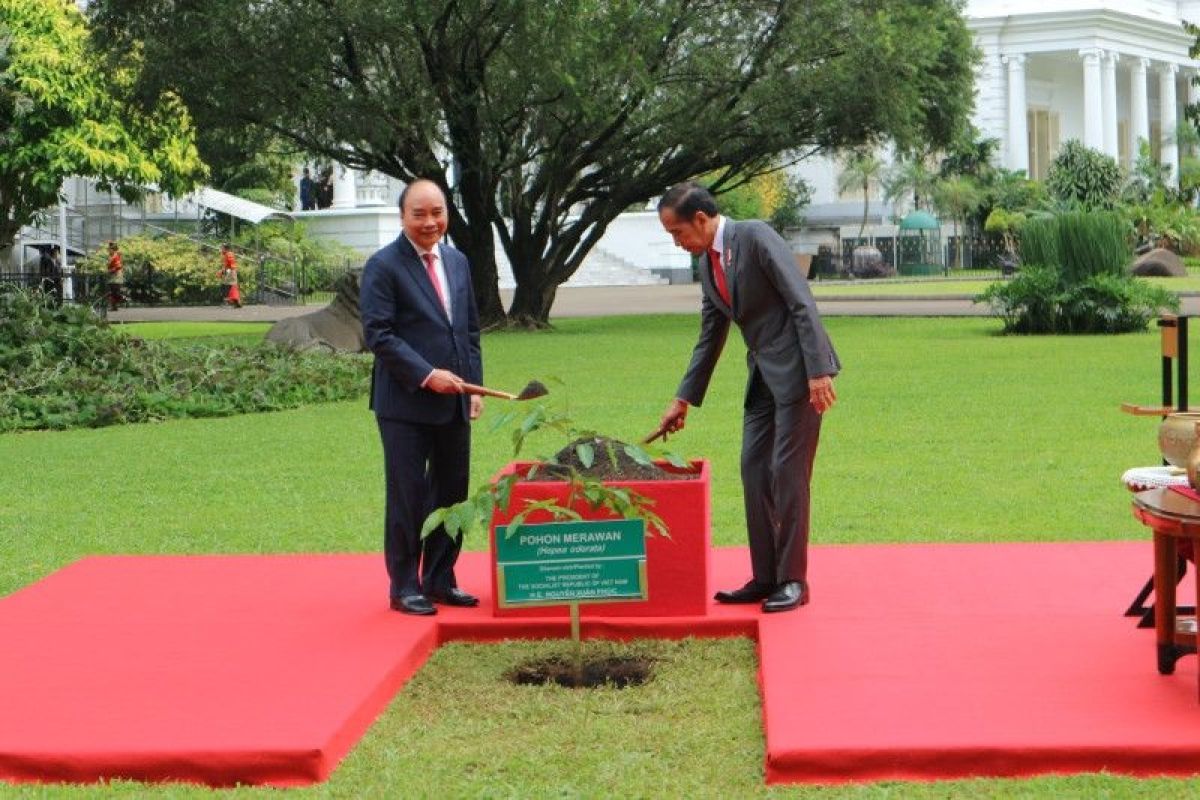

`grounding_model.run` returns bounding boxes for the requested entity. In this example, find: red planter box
[488,460,711,617]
